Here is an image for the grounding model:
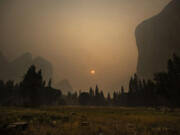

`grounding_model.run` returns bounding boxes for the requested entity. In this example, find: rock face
[55,79,73,94]
[0,52,53,82]
[135,0,180,78]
